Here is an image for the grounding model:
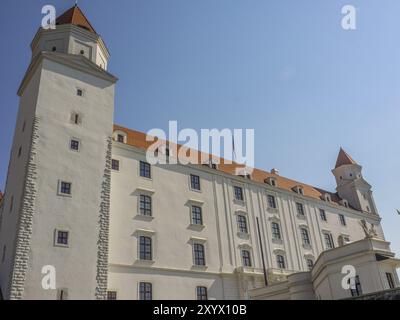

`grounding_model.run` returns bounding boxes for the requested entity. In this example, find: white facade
[0,6,397,300]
